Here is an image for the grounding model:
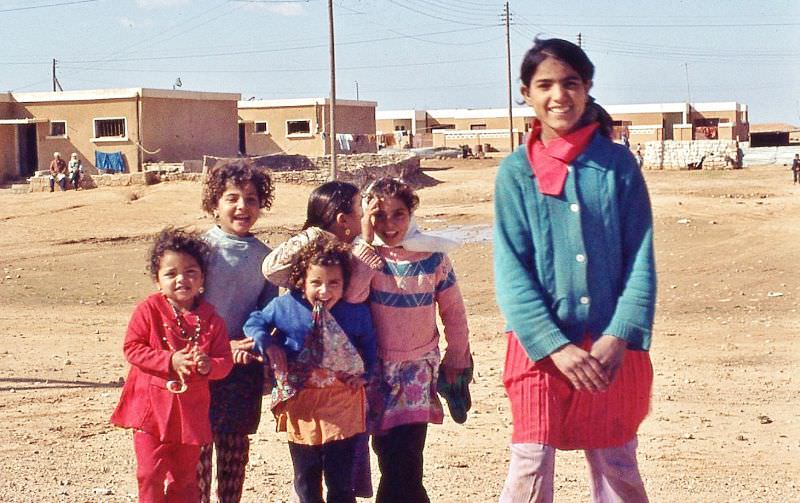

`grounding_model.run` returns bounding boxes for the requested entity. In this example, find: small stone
[759,415,773,425]
[683,433,694,439]
[736,434,747,441]
[93,487,114,495]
